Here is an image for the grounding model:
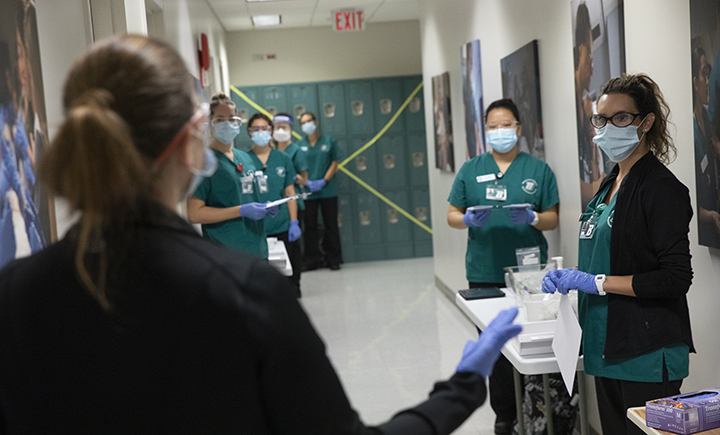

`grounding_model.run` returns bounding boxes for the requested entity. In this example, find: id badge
[579,217,597,239]
[486,185,507,201]
[241,175,254,194]
[258,174,269,194]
